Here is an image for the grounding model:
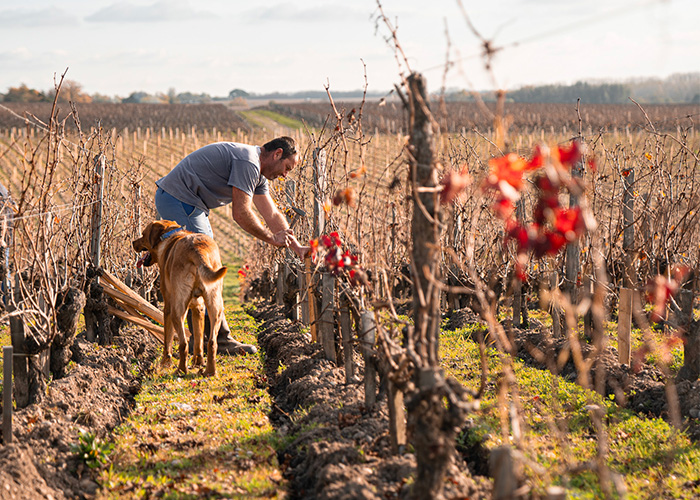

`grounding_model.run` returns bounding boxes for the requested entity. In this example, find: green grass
[239,109,304,130]
[441,321,700,499]
[527,307,686,373]
[96,300,283,499]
